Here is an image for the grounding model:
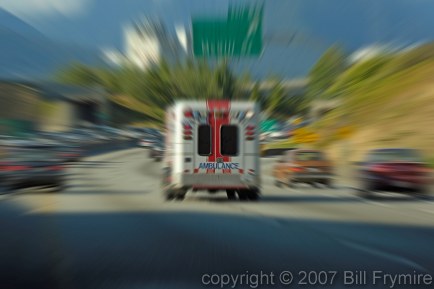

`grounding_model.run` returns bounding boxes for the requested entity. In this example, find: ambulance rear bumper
[175,173,260,190]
